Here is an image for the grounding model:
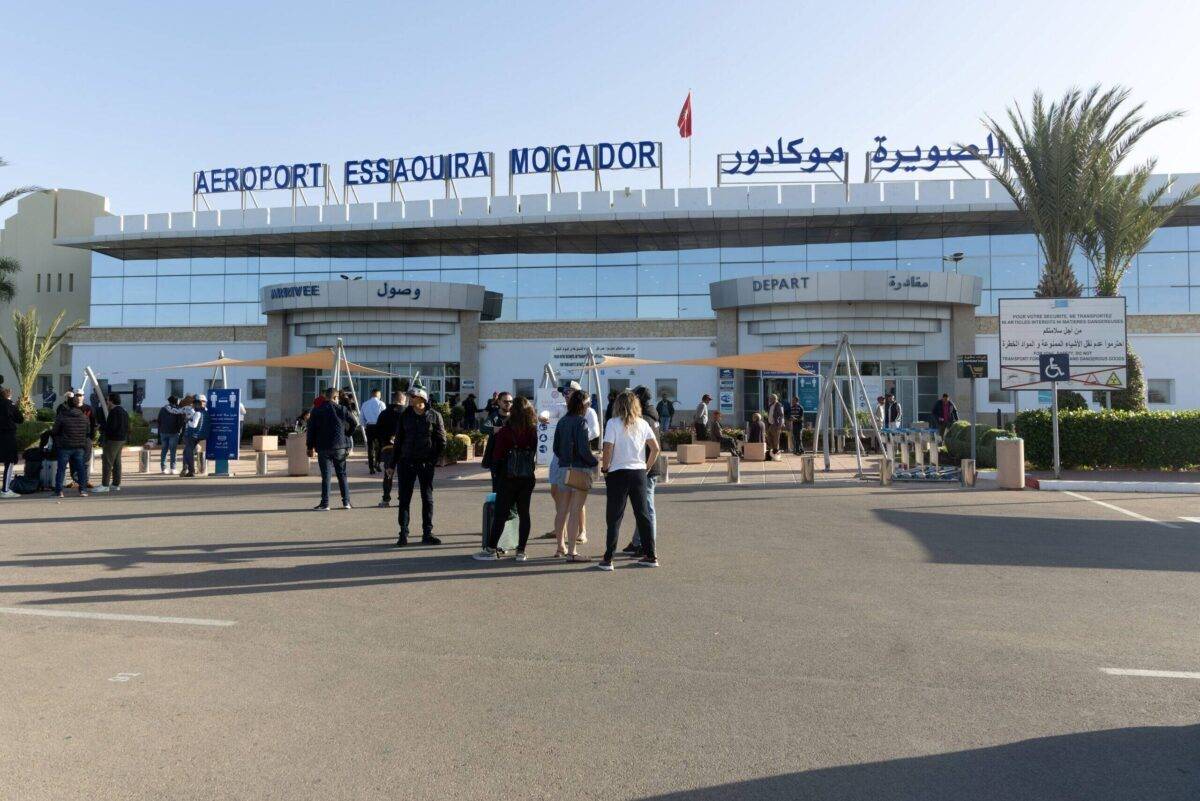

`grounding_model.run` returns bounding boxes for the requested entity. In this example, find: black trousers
[396,460,436,537]
[604,468,654,561]
[490,467,519,522]
[693,420,708,441]
[365,424,380,470]
[487,475,535,551]
[791,421,804,453]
